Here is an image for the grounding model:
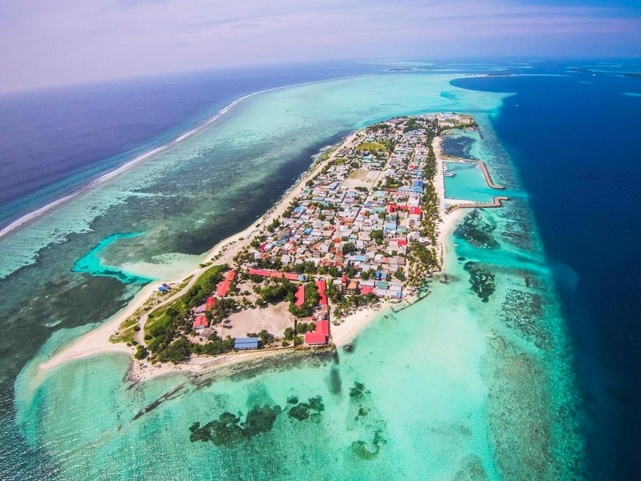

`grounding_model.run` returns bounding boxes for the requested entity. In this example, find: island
[38,113,508,382]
